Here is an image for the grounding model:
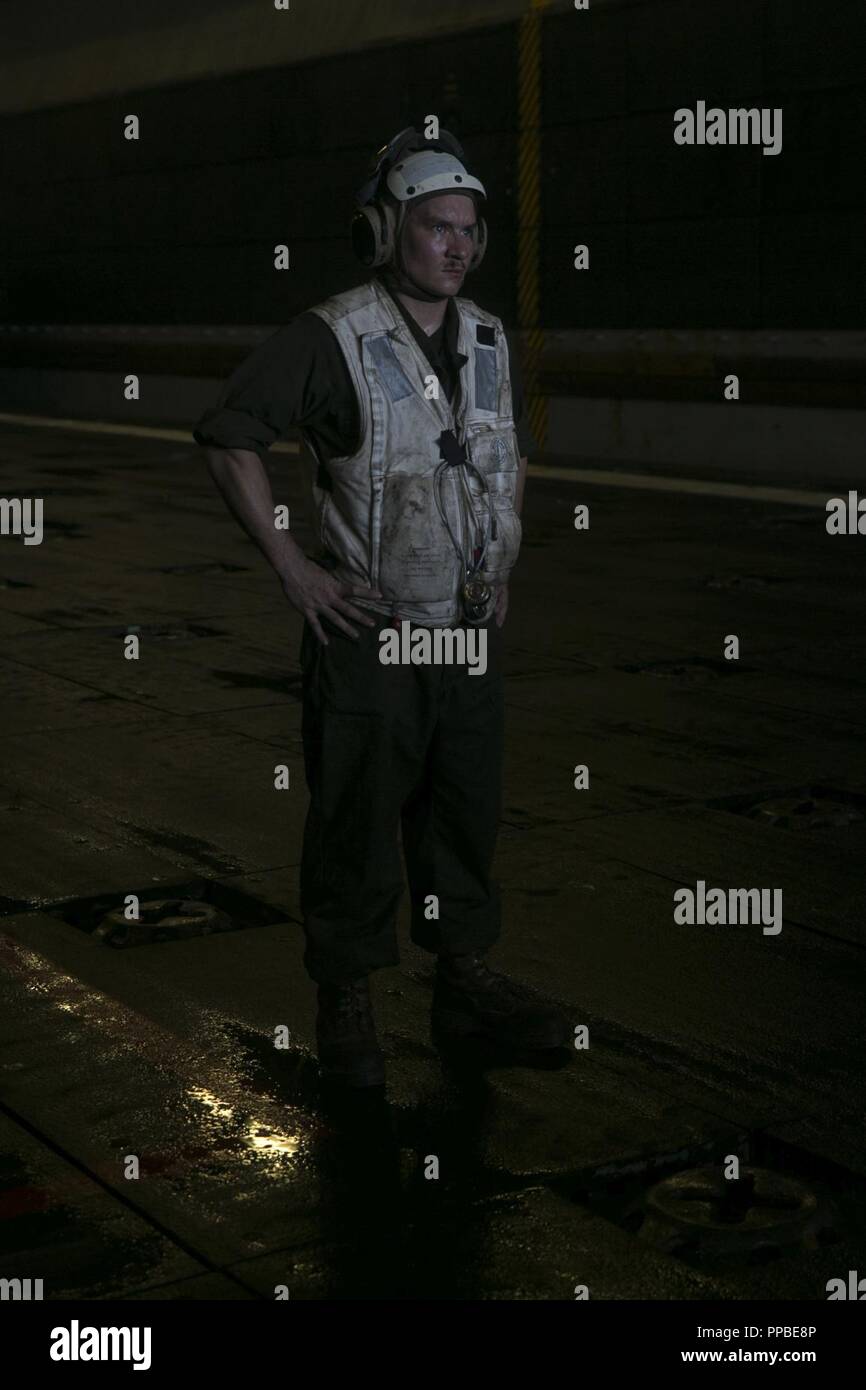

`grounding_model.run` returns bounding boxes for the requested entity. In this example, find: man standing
[195,128,569,1087]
